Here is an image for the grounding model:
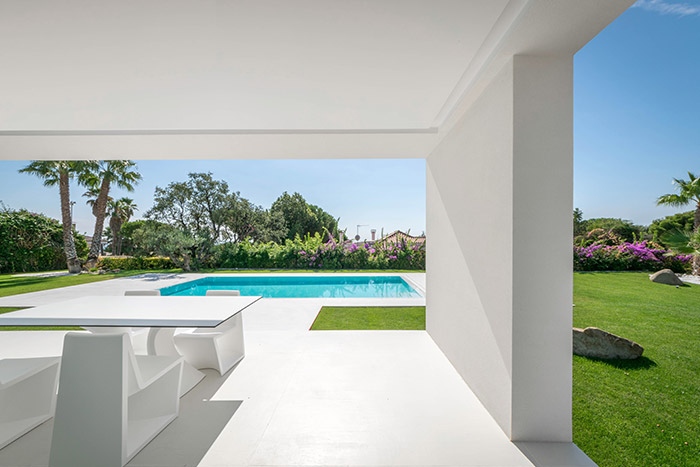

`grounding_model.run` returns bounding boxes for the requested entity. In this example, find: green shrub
[97,256,175,270]
[0,209,87,273]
